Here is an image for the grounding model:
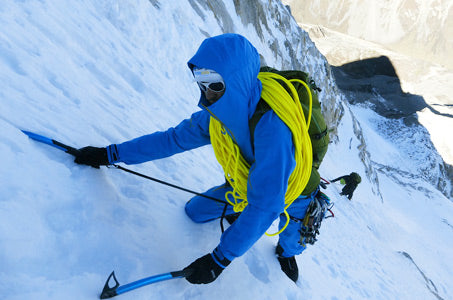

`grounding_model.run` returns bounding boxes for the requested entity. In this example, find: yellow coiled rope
[209,72,313,235]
